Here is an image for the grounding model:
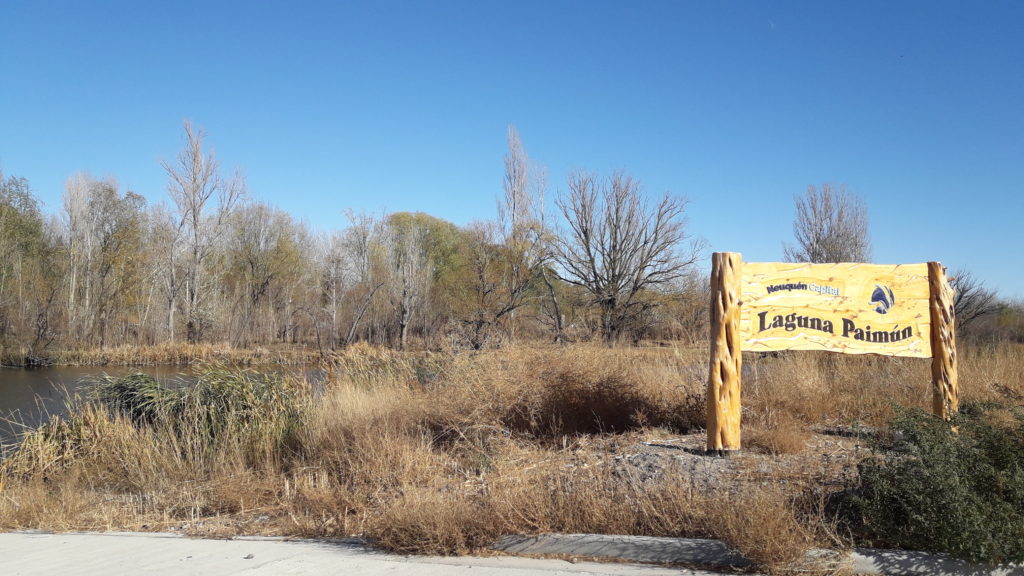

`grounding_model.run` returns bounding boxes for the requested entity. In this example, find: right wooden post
[928,262,959,419]
[707,252,743,453]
